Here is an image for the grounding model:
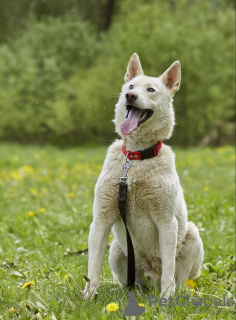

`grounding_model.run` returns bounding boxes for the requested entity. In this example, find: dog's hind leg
[175,221,204,287]
[108,240,145,286]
